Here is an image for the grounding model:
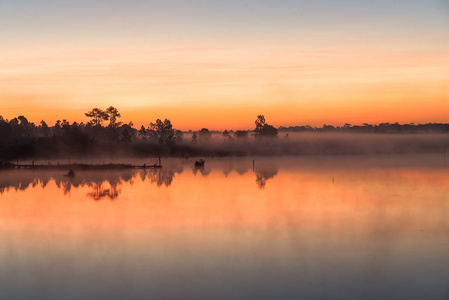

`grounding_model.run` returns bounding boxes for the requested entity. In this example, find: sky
[1,0,449,130]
